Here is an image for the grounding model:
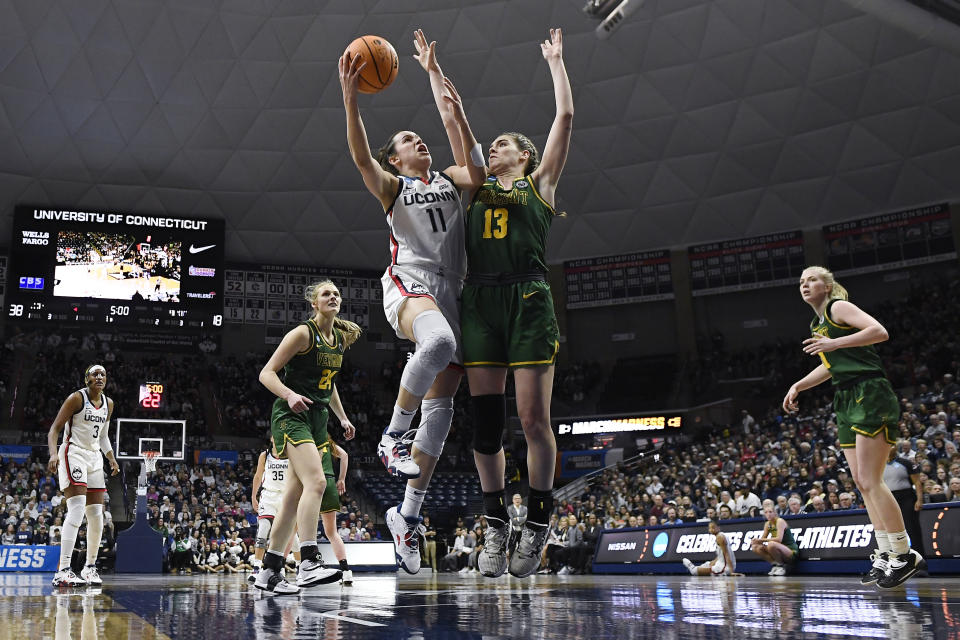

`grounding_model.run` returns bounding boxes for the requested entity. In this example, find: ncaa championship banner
[593,502,960,573]
[0,545,59,572]
[195,450,239,466]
